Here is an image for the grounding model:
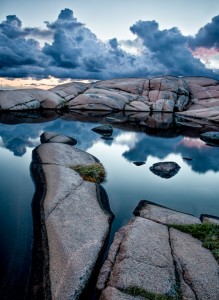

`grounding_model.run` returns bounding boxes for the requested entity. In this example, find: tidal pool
[0,112,219,298]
